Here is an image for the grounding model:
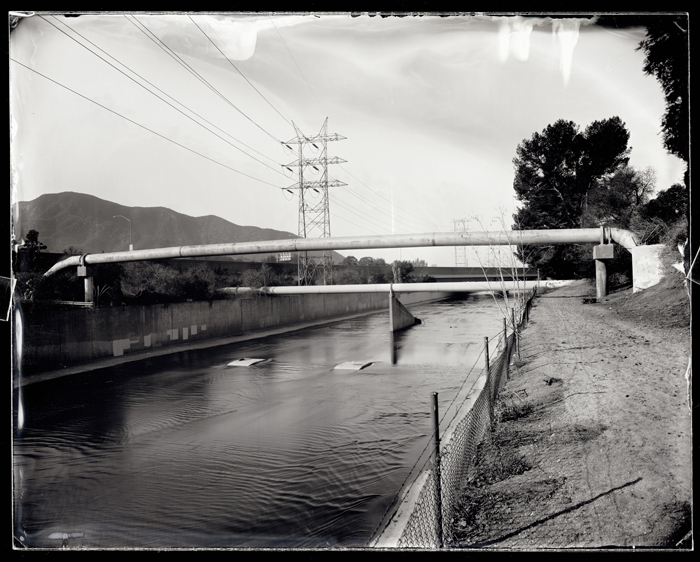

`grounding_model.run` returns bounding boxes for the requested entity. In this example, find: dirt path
[452,279,692,549]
